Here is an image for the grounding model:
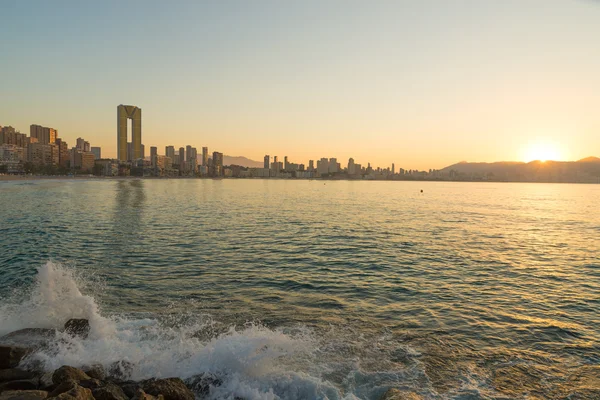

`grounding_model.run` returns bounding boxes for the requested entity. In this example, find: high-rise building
[185,145,192,162]
[212,151,223,177]
[55,138,70,168]
[84,141,90,153]
[308,160,314,171]
[117,104,142,162]
[91,147,101,160]
[348,158,355,175]
[392,163,395,175]
[150,146,158,168]
[76,138,85,151]
[264,155,270,169]
[165,146,175,159]
[30,125,57,145]
[284,156,289,170]
[202,147,208,166]
[178,147,185,170]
